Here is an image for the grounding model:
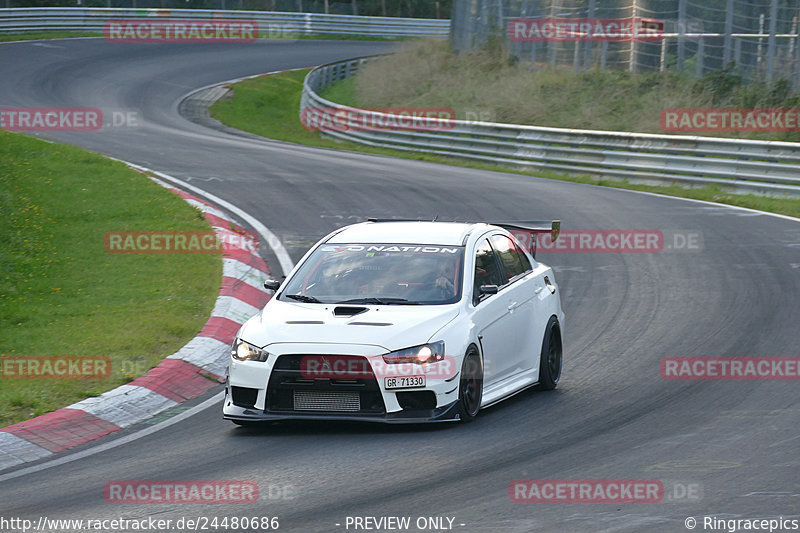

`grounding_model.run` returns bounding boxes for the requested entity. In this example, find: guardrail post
[583,0,595,70]
[722,0,733,66]
[766,0,777,83]
[794,17,800,91]
[696,38,704,77]
[677,0,686,72]
[547,0,558,67]
[478,0,489,46]
[734,37,742,66]
[600,41,607,70]
[758,13,765,73]
[629,0,638,73]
